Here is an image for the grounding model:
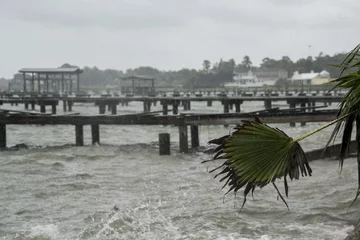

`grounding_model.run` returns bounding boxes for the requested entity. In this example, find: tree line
[4,51,349,91]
